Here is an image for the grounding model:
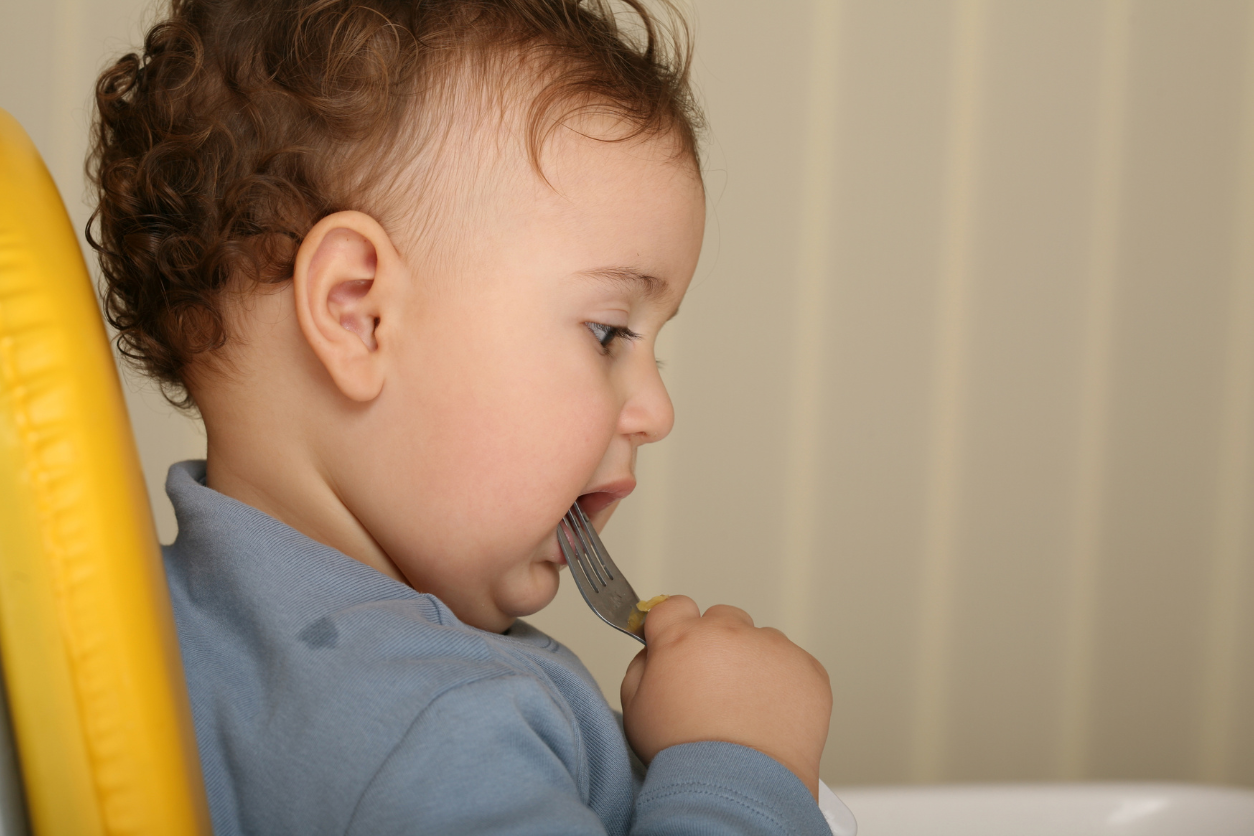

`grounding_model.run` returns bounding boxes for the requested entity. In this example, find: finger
[642,594,700,643]
[620,647,648,710]
[702,603,755,627]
